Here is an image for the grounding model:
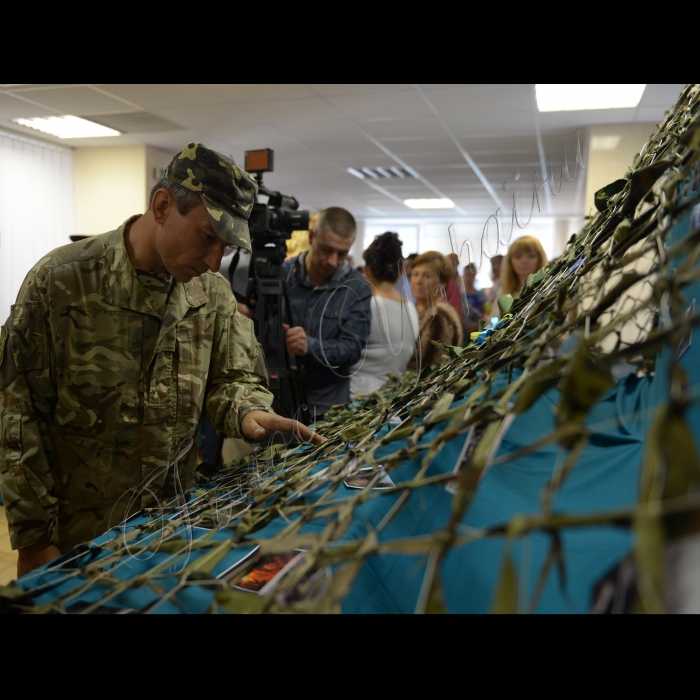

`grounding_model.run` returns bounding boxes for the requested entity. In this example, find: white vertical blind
[0,129,74,324]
